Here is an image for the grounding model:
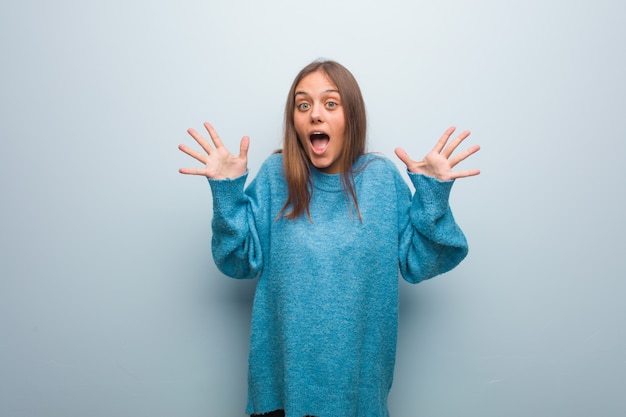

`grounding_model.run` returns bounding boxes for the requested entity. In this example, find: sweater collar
[309,155,368,192]
[310,166,343,192]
